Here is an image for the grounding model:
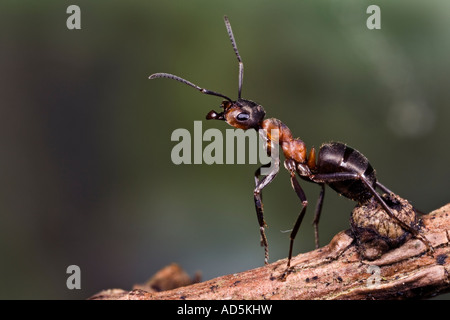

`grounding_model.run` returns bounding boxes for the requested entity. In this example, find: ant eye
[236,113,250,121]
